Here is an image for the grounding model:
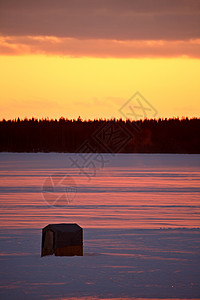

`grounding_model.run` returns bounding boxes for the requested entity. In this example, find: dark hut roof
[43,223,82,233]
